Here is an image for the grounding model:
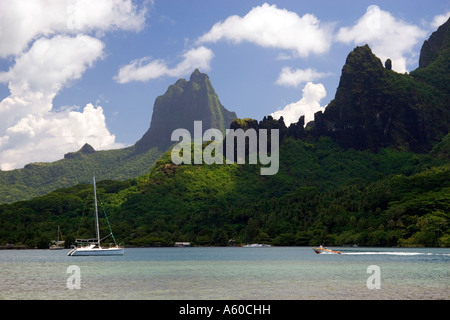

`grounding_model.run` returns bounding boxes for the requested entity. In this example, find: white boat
[68,177,124,256]
[68,243,124,256]
[49,225,65,250]
[243,244,271,248]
